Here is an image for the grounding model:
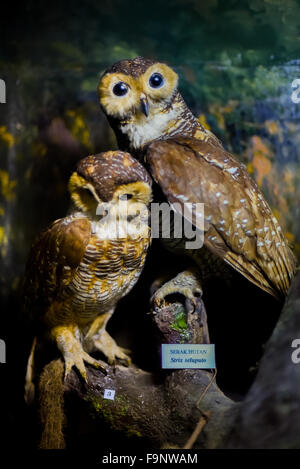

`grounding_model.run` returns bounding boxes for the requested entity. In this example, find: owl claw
[151,293,166,311]
[151,270,203,312]
[53,326,108,382]
[63,347,108,382]
[91,330,132,366]
[64,356,86,382]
